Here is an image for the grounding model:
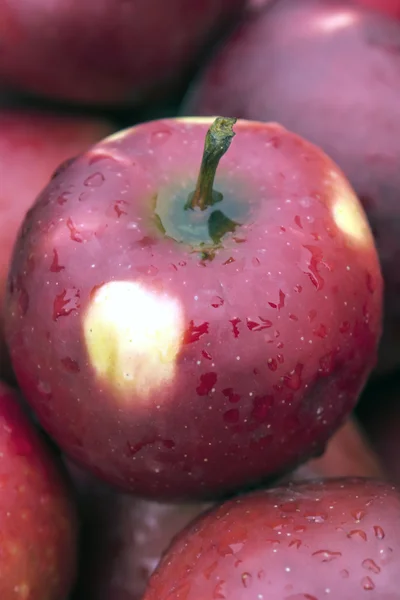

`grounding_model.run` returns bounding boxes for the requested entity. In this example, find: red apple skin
[67,463,210,600]
[0,382,77,599]
[4,117,382,500]
[186,0,400,374]
[355,0,400,17]
[144,478,400,600]
[0,109,113,382]
[0,0,245,106]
